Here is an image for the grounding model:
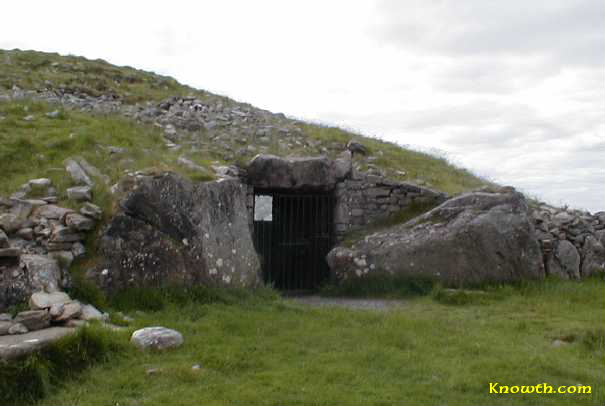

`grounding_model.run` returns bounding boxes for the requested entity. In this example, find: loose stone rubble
[0,178,102,310]
[0,290,107,360]
[531,204,605,279]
